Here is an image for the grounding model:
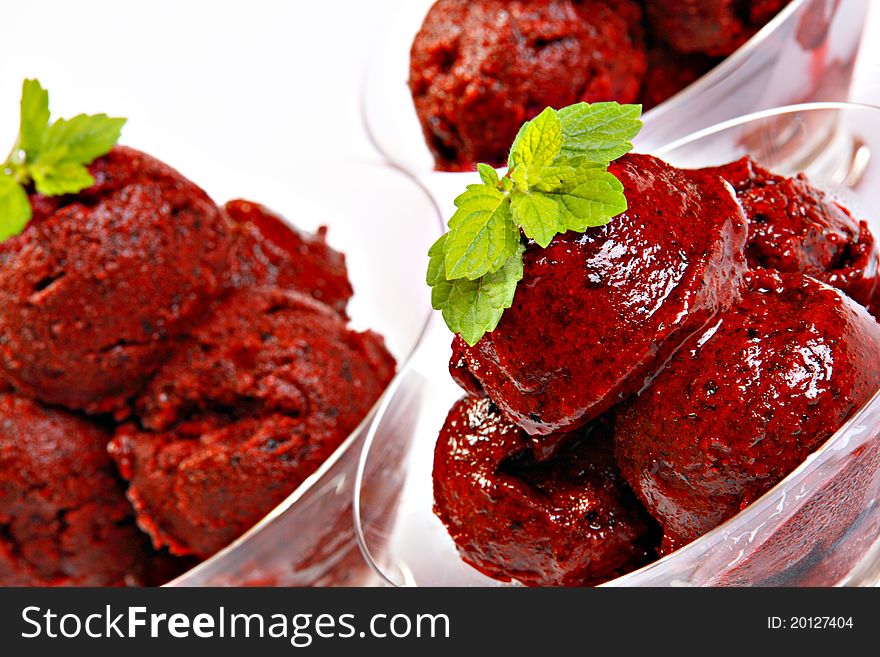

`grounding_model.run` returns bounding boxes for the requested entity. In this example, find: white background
[0,0,396,195]
[0,0,878,194]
